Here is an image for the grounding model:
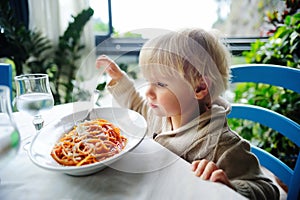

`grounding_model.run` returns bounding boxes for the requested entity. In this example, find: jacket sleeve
[185,131,279,200]
[107,74,154,123]
[216,137,279,200]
